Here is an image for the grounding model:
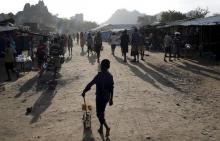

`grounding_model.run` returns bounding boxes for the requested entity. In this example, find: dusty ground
[0,42,220,141]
